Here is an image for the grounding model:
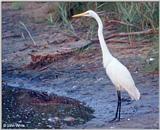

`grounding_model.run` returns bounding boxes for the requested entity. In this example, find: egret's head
[72,10,103,29]
[72,10,97,18]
